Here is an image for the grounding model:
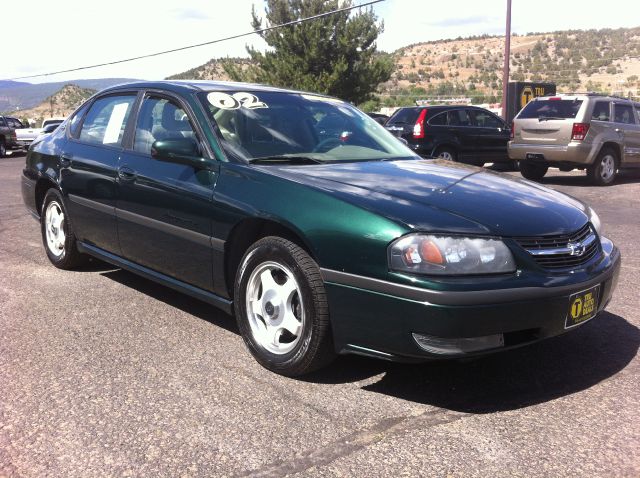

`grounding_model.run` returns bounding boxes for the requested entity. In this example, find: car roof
[98,80,339,99]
